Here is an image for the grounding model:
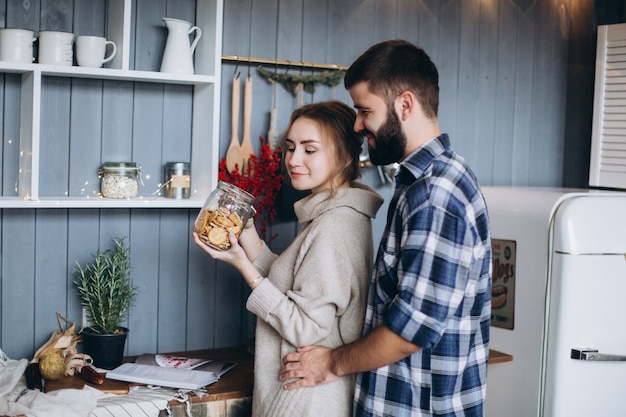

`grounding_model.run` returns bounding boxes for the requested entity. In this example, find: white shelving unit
[1,0,223,208]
